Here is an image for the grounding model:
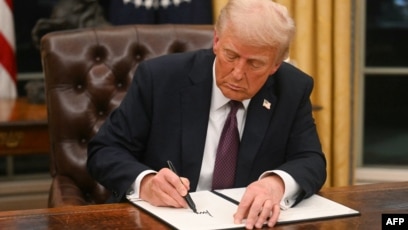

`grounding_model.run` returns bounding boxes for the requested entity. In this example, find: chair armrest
[48,175,89,207]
